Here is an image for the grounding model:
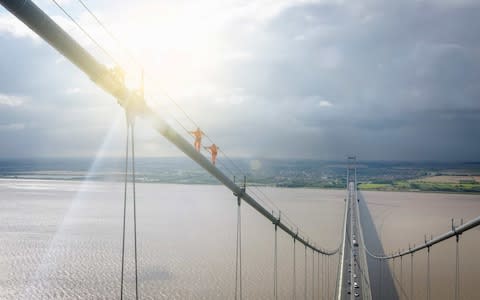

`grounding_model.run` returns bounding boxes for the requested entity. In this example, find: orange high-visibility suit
[205,144,219,165]
[190,128,204,151]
